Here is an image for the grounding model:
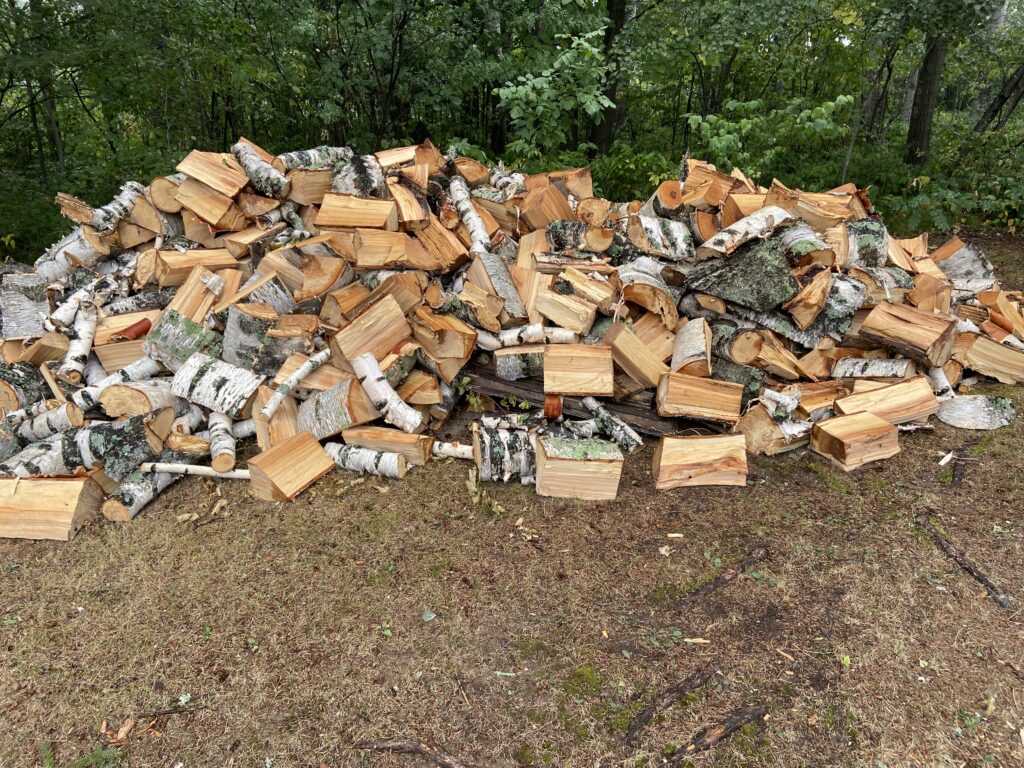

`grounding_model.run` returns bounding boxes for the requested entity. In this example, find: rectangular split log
[651,435,748,489]
[341,426,434,466]
[833,376,939,424]
[605,324,669,388]
[0,477,103,541]
[534,436,623,500]
[656,372,744,424]
[811,412,900,471]
[248,431,335,501]
[859,302,957,367]
[543,344,614,396]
